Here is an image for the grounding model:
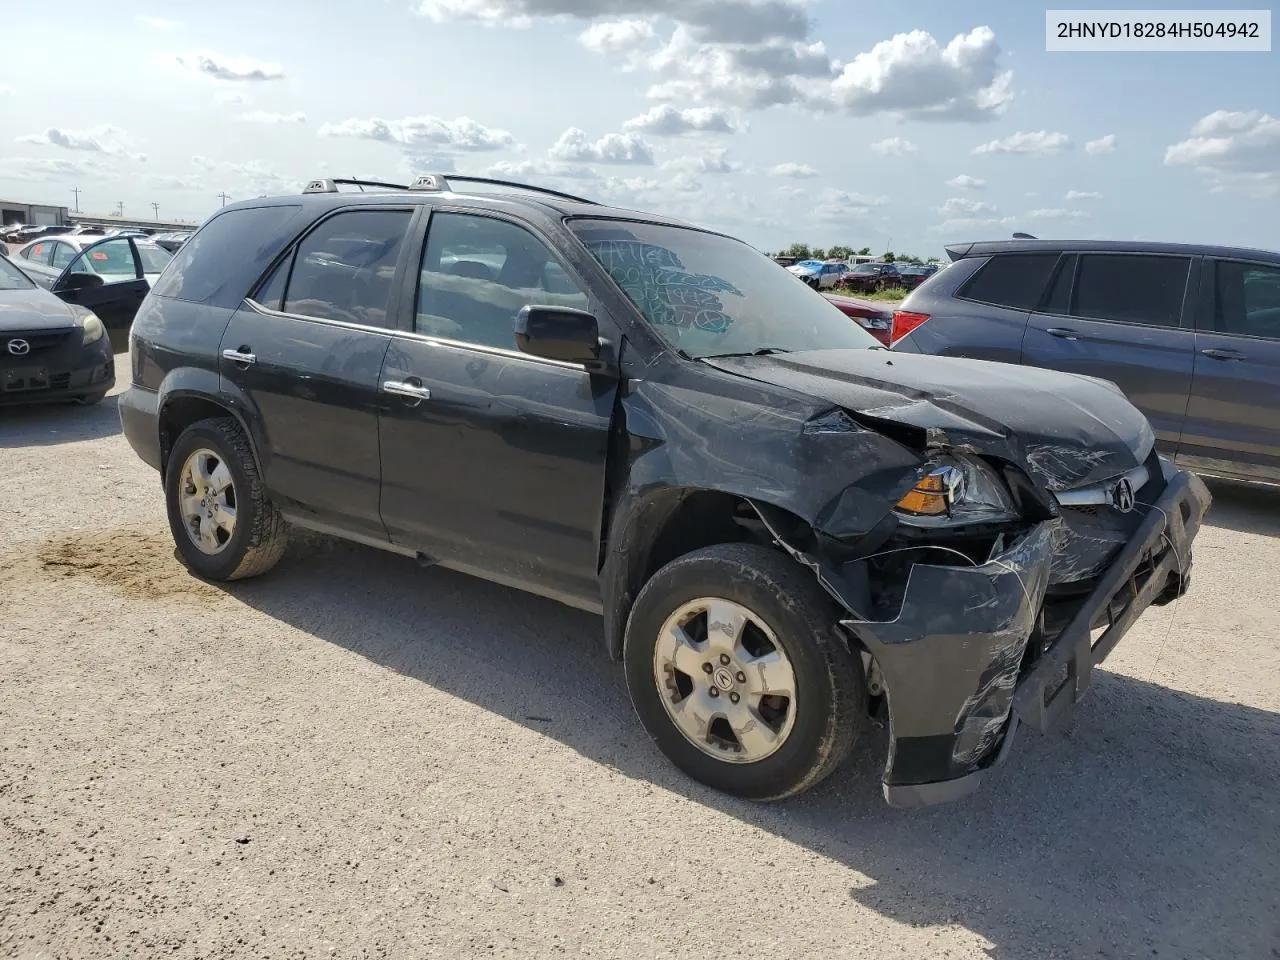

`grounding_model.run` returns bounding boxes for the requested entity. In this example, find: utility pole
[151,202,160,219]
[71,187,81,212]
[114,202,124,217]
[217,192,231,207]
